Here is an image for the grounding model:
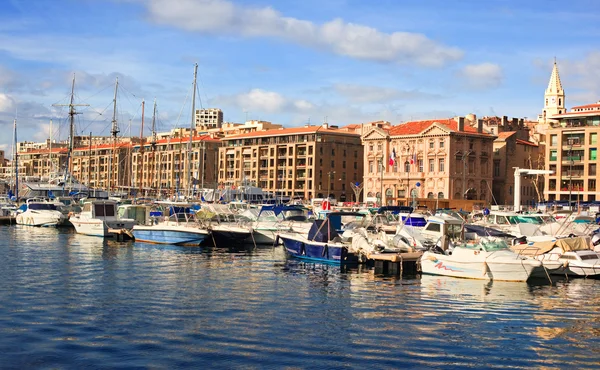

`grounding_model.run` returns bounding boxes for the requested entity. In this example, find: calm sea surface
[0,225,599,369]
